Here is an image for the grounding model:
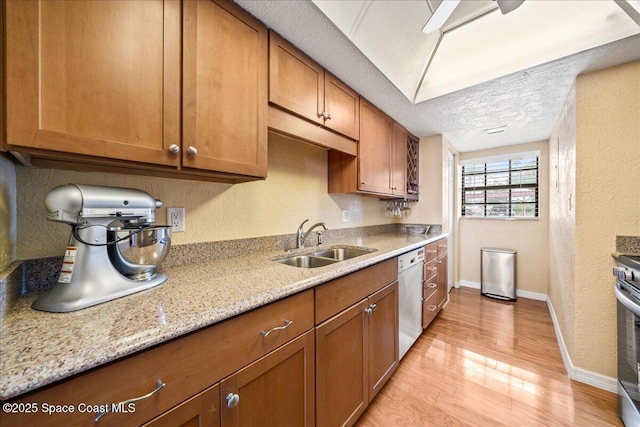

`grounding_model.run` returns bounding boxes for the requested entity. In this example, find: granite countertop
[0,231,446,400]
